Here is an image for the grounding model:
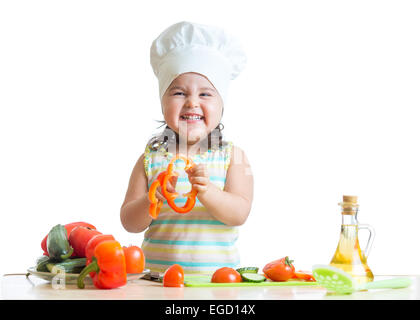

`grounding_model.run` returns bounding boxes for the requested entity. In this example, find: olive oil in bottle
[329,195,374,284]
